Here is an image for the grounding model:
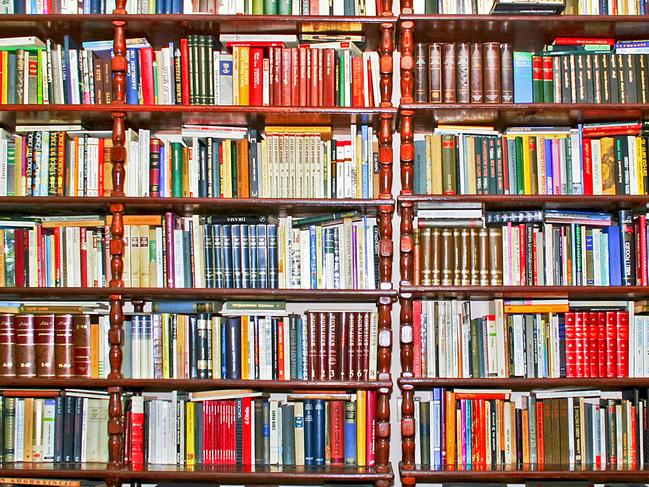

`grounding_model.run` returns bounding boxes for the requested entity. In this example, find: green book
[515,136,524,195]
[441,134,457,194]
[252,0,264,13]
[533,55,544,103]
[171,141,183,197]
[230,141,238,198]
[264,0,278,13]
[419,400,430,465]
[424,0,438,13]
[278,0,291,14]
